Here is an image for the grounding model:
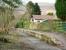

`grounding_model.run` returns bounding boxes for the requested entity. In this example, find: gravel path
[0,28,66,50]
[15,28,62,50]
